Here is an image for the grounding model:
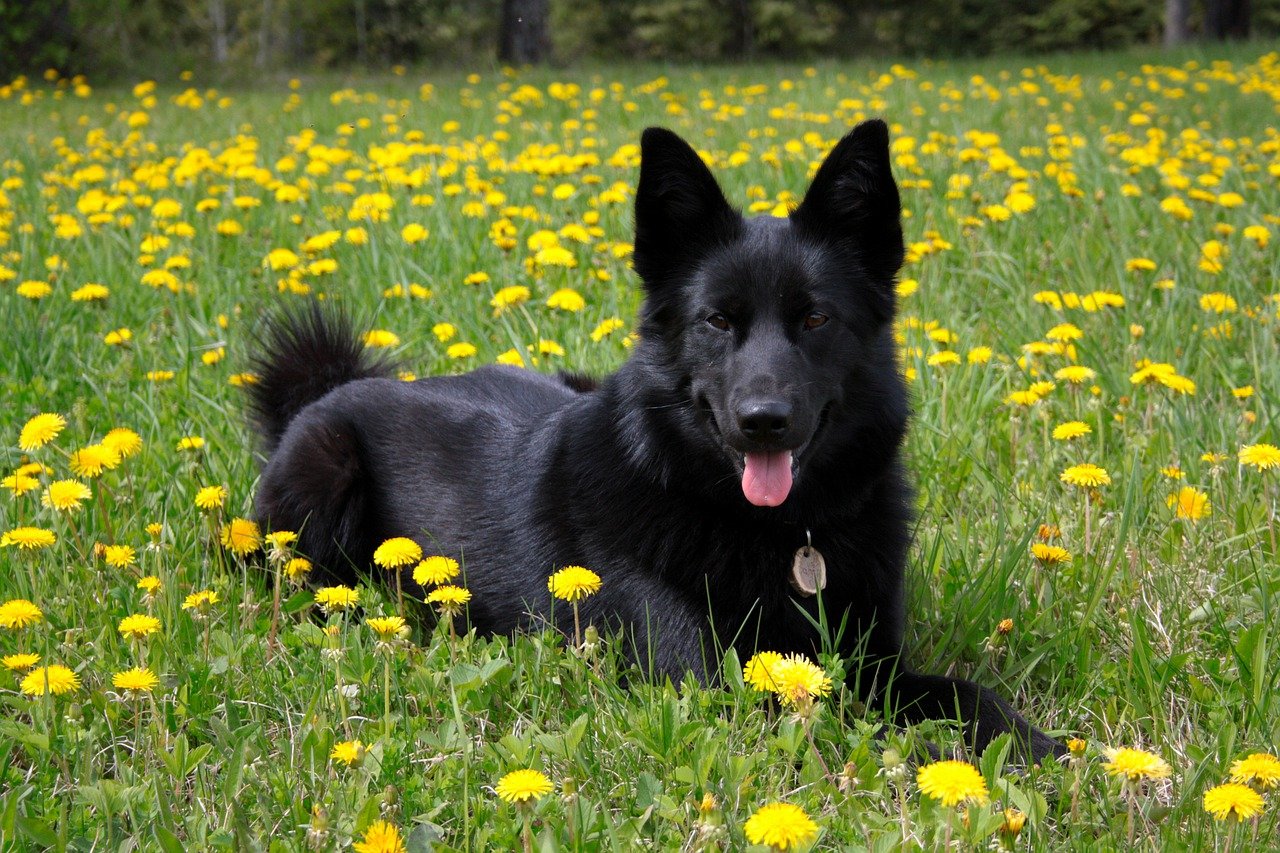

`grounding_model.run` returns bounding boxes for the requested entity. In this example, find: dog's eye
[706,313,732,331]
[803,312,829,330]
